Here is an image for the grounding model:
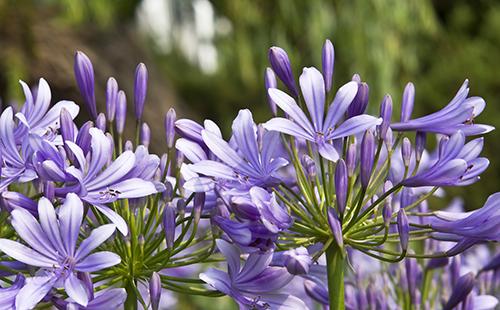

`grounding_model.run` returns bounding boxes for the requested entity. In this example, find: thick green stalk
[326,244,345,310]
